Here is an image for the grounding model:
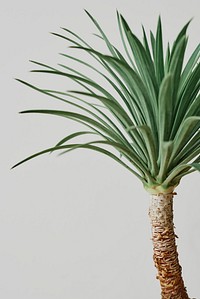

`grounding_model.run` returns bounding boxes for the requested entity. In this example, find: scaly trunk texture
[149,193,190,299]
